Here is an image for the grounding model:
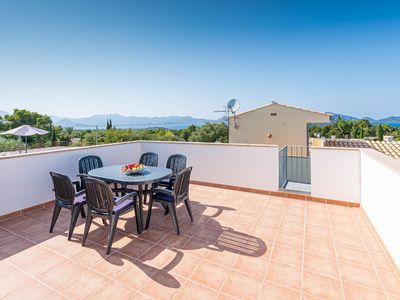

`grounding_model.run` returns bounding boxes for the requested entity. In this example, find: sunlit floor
[1,185,399,299]
[284,181,311,194]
